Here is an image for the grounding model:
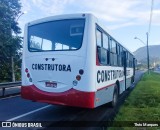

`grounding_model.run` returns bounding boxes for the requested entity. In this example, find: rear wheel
[111,84,118,107]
